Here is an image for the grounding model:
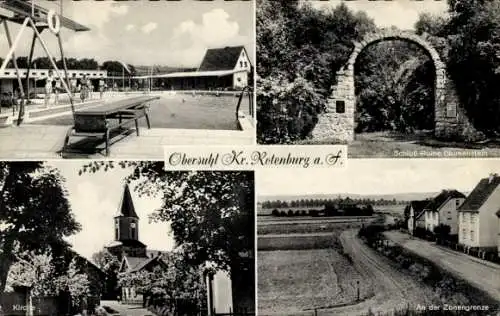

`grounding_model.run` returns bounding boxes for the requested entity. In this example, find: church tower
[106,183,147,259]
[115,183,139,242]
